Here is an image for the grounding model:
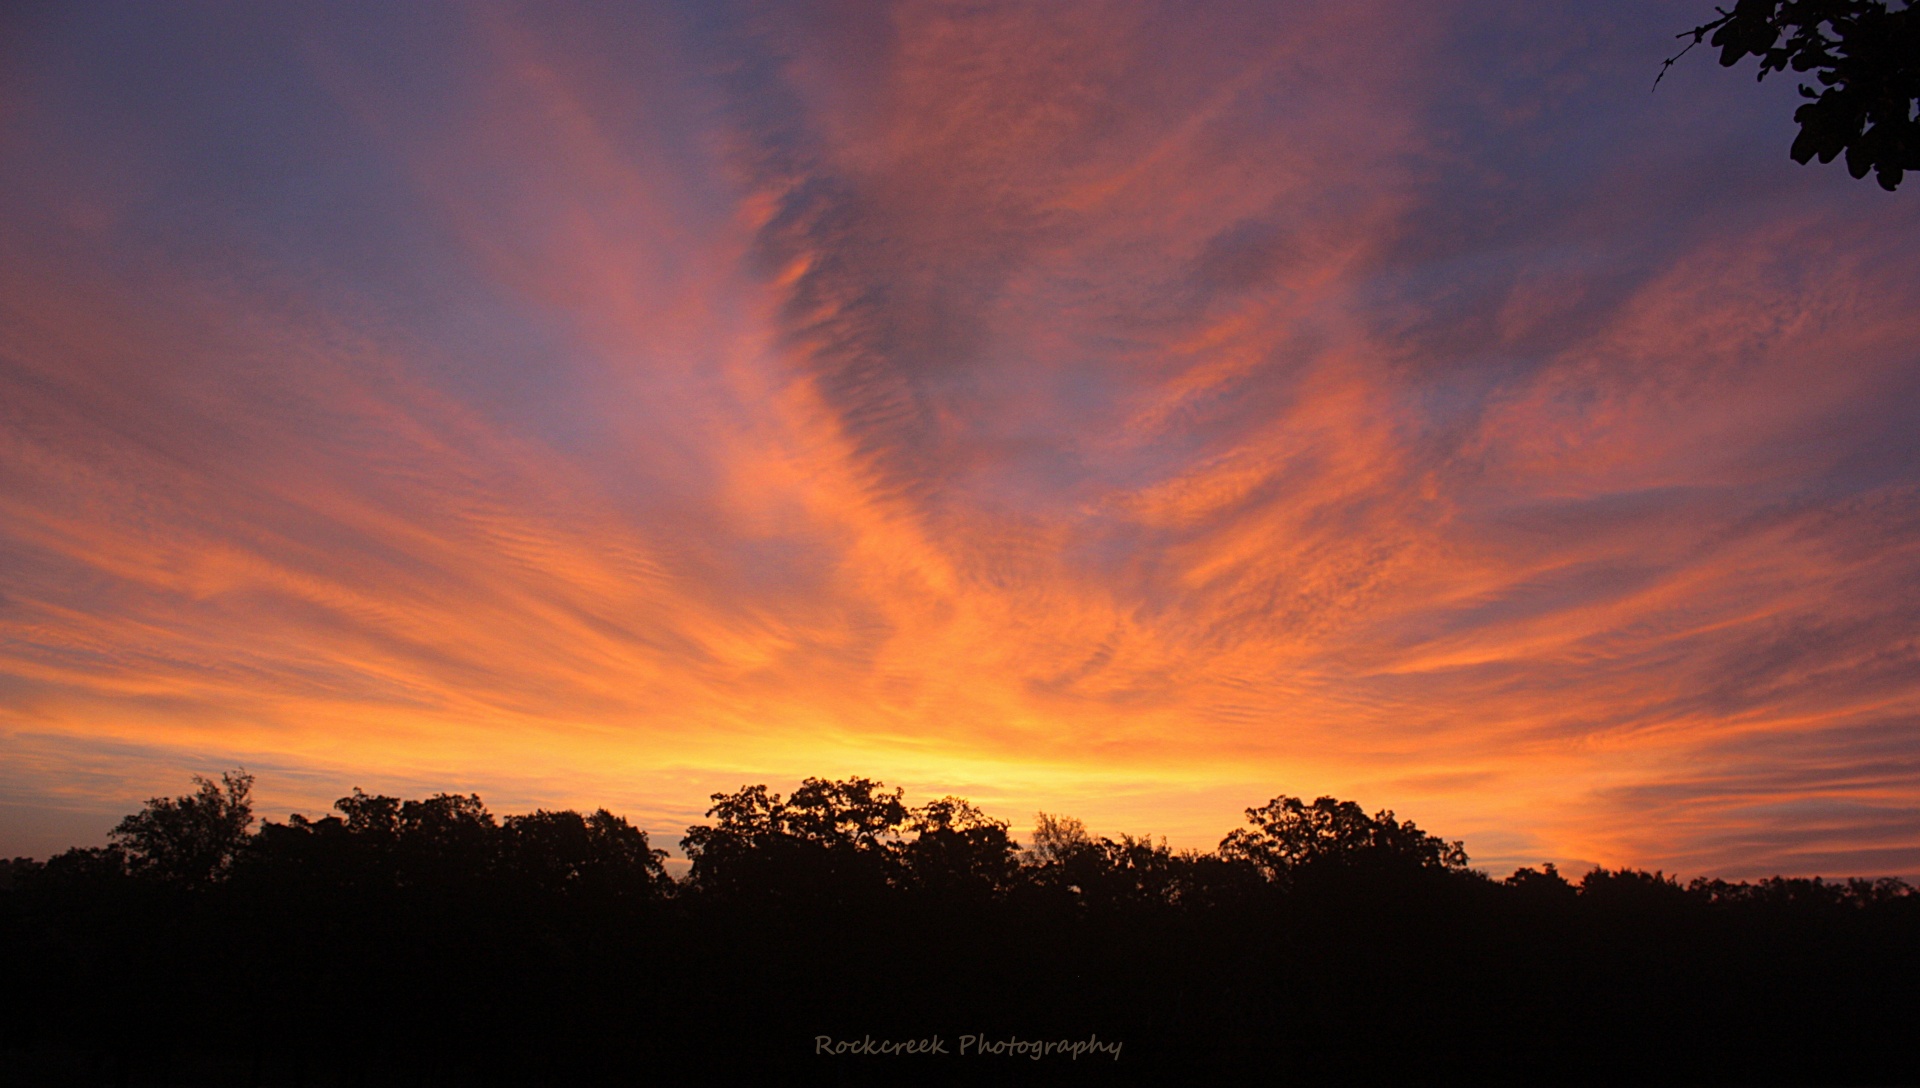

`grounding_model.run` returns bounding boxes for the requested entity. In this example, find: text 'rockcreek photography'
[814,1033,1124,1061]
